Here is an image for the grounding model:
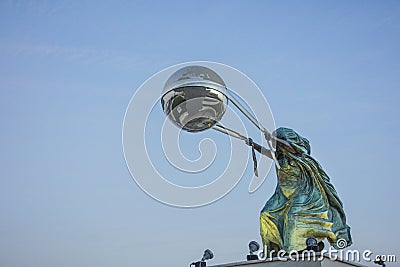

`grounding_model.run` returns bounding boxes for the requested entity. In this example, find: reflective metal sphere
[161,66,228,132]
